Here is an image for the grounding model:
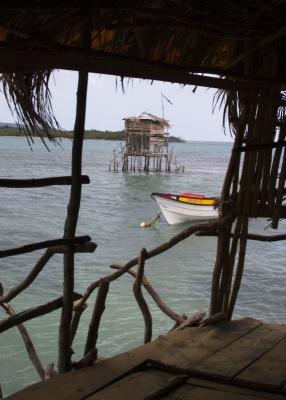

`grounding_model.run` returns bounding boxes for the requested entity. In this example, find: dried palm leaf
[0,71,61,148]
[213,88,241,137]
